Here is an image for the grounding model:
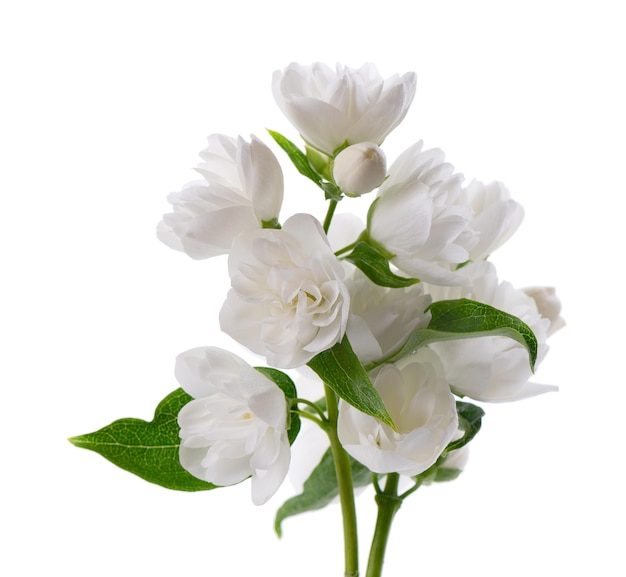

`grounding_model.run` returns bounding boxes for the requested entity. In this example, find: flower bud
[333,142,387,197]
